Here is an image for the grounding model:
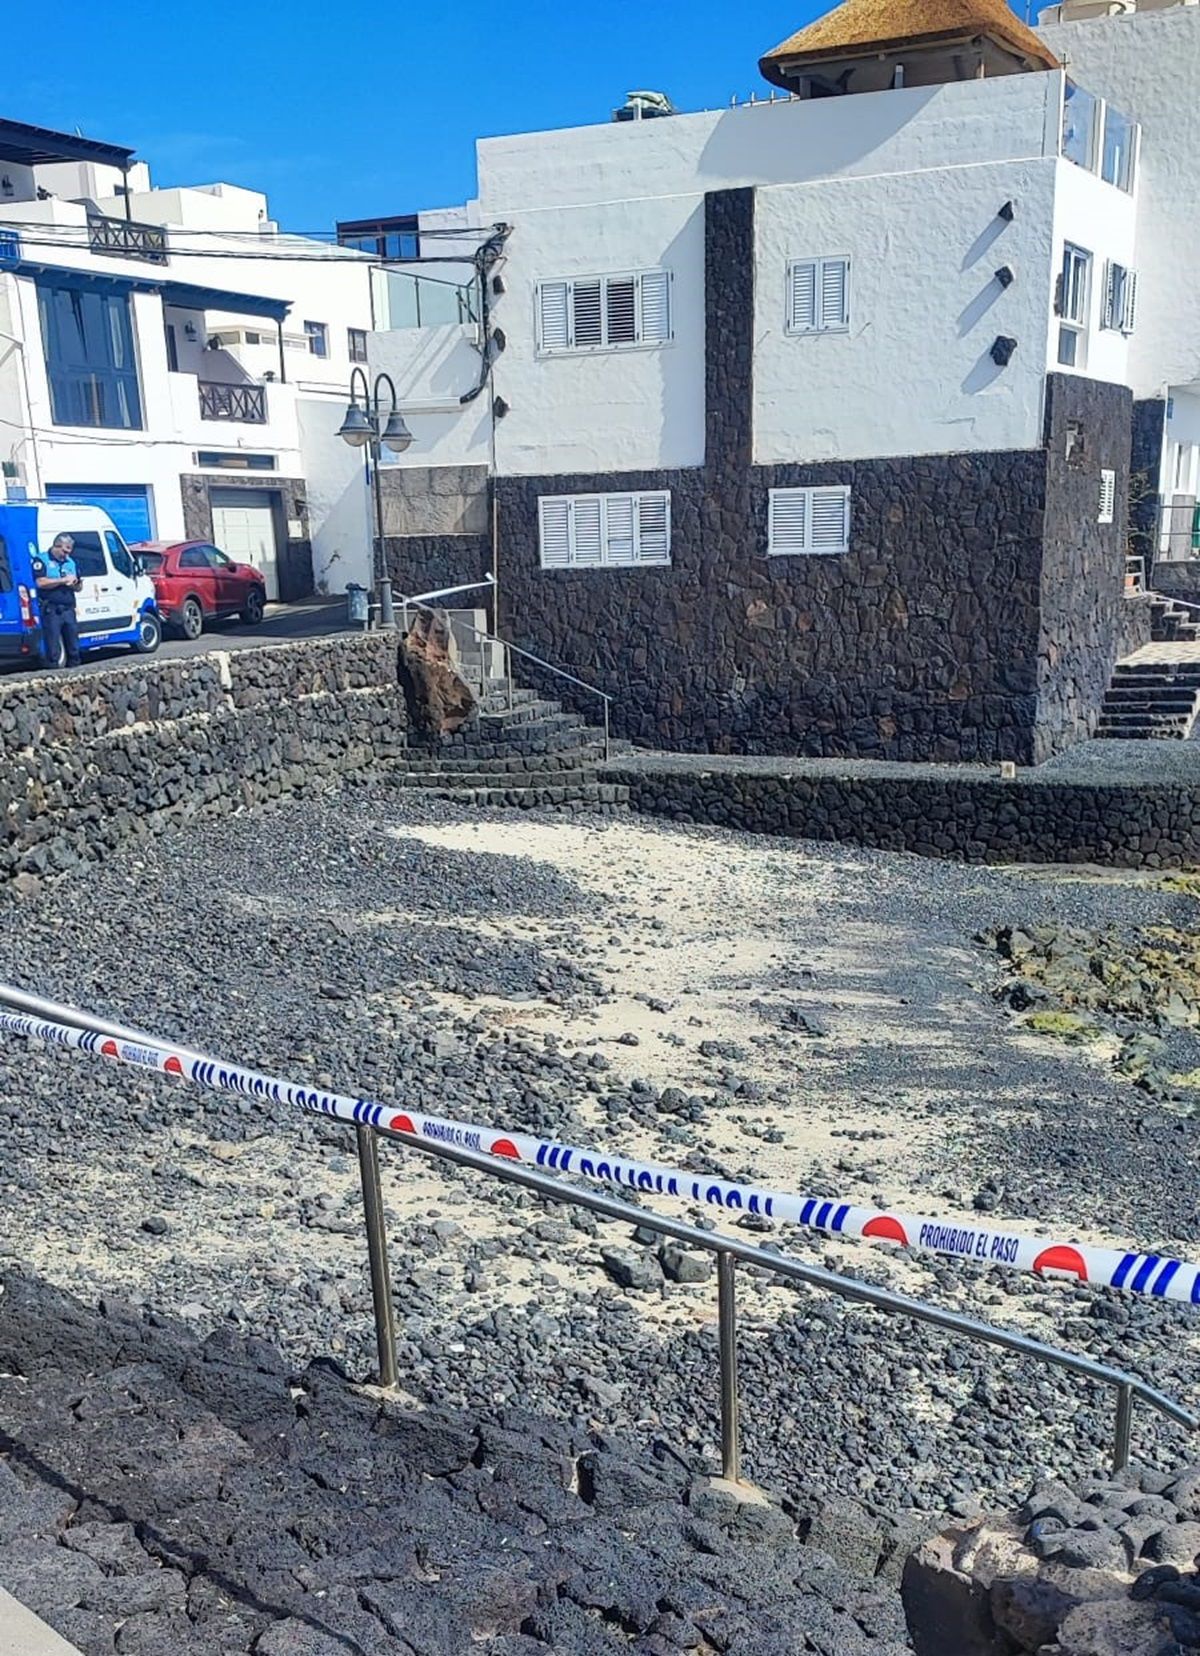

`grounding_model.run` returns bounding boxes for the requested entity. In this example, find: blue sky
[5,0,854,231]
